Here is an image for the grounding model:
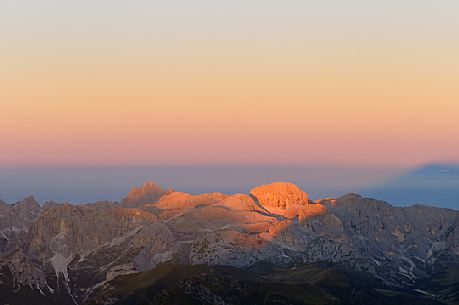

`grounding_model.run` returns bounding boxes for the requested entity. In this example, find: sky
[0,165,404,203]
[1,0,459,166]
